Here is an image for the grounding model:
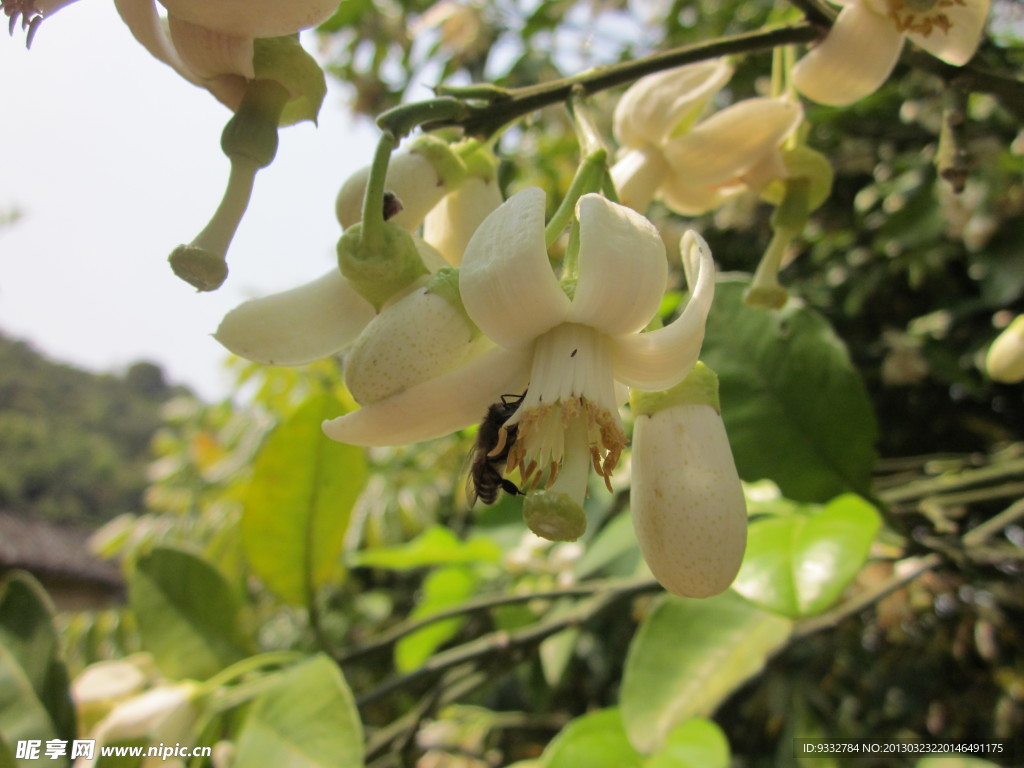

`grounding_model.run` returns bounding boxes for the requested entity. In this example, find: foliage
[0,332,182,524]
